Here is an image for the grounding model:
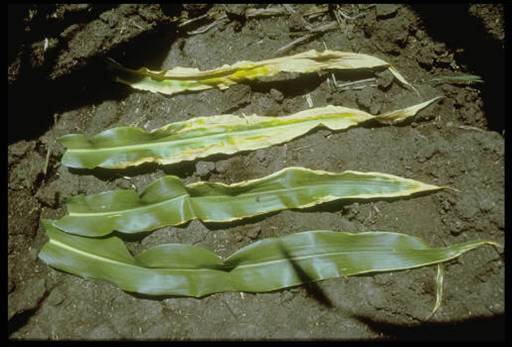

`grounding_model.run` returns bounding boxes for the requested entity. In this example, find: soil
[7,4,505,341]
